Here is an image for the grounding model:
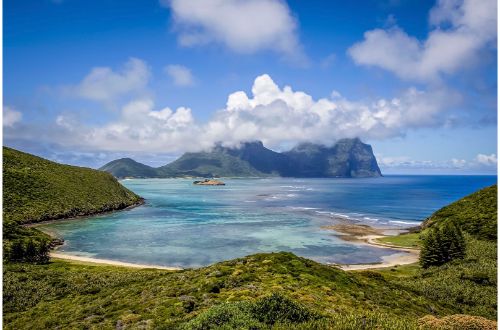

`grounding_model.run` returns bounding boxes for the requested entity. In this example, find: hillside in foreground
[2,147,143,264]
[3,147,143,225]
